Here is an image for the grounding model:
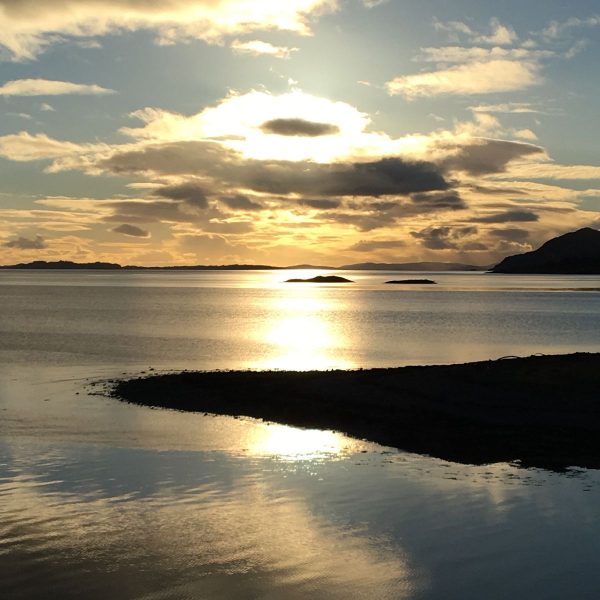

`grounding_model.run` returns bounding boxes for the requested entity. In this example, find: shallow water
[1,270,600,599]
